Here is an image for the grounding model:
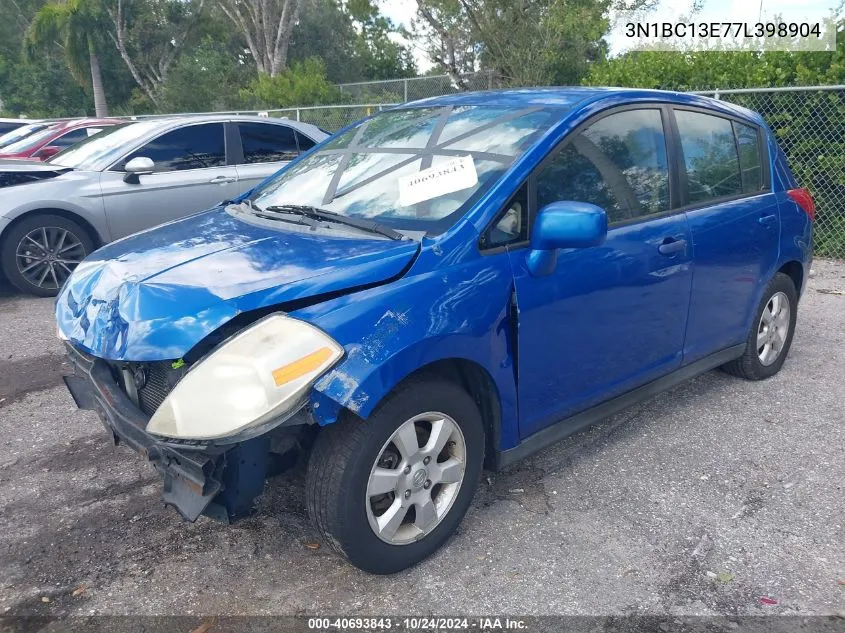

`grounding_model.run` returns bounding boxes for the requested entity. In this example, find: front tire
[722,272,798,380]
[1,214,93,297]
[305,377,485,574]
